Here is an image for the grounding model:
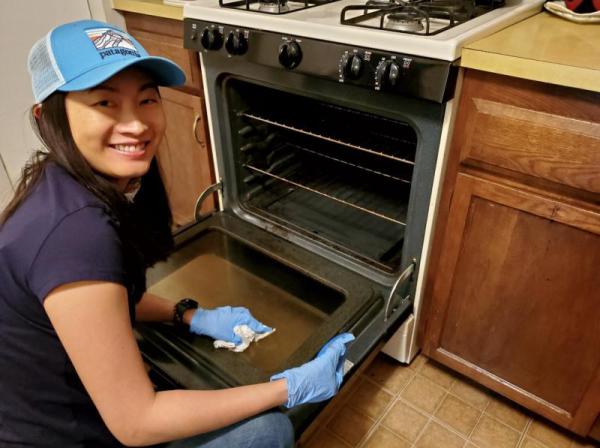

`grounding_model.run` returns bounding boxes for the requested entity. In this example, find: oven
[135,0,543,434]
